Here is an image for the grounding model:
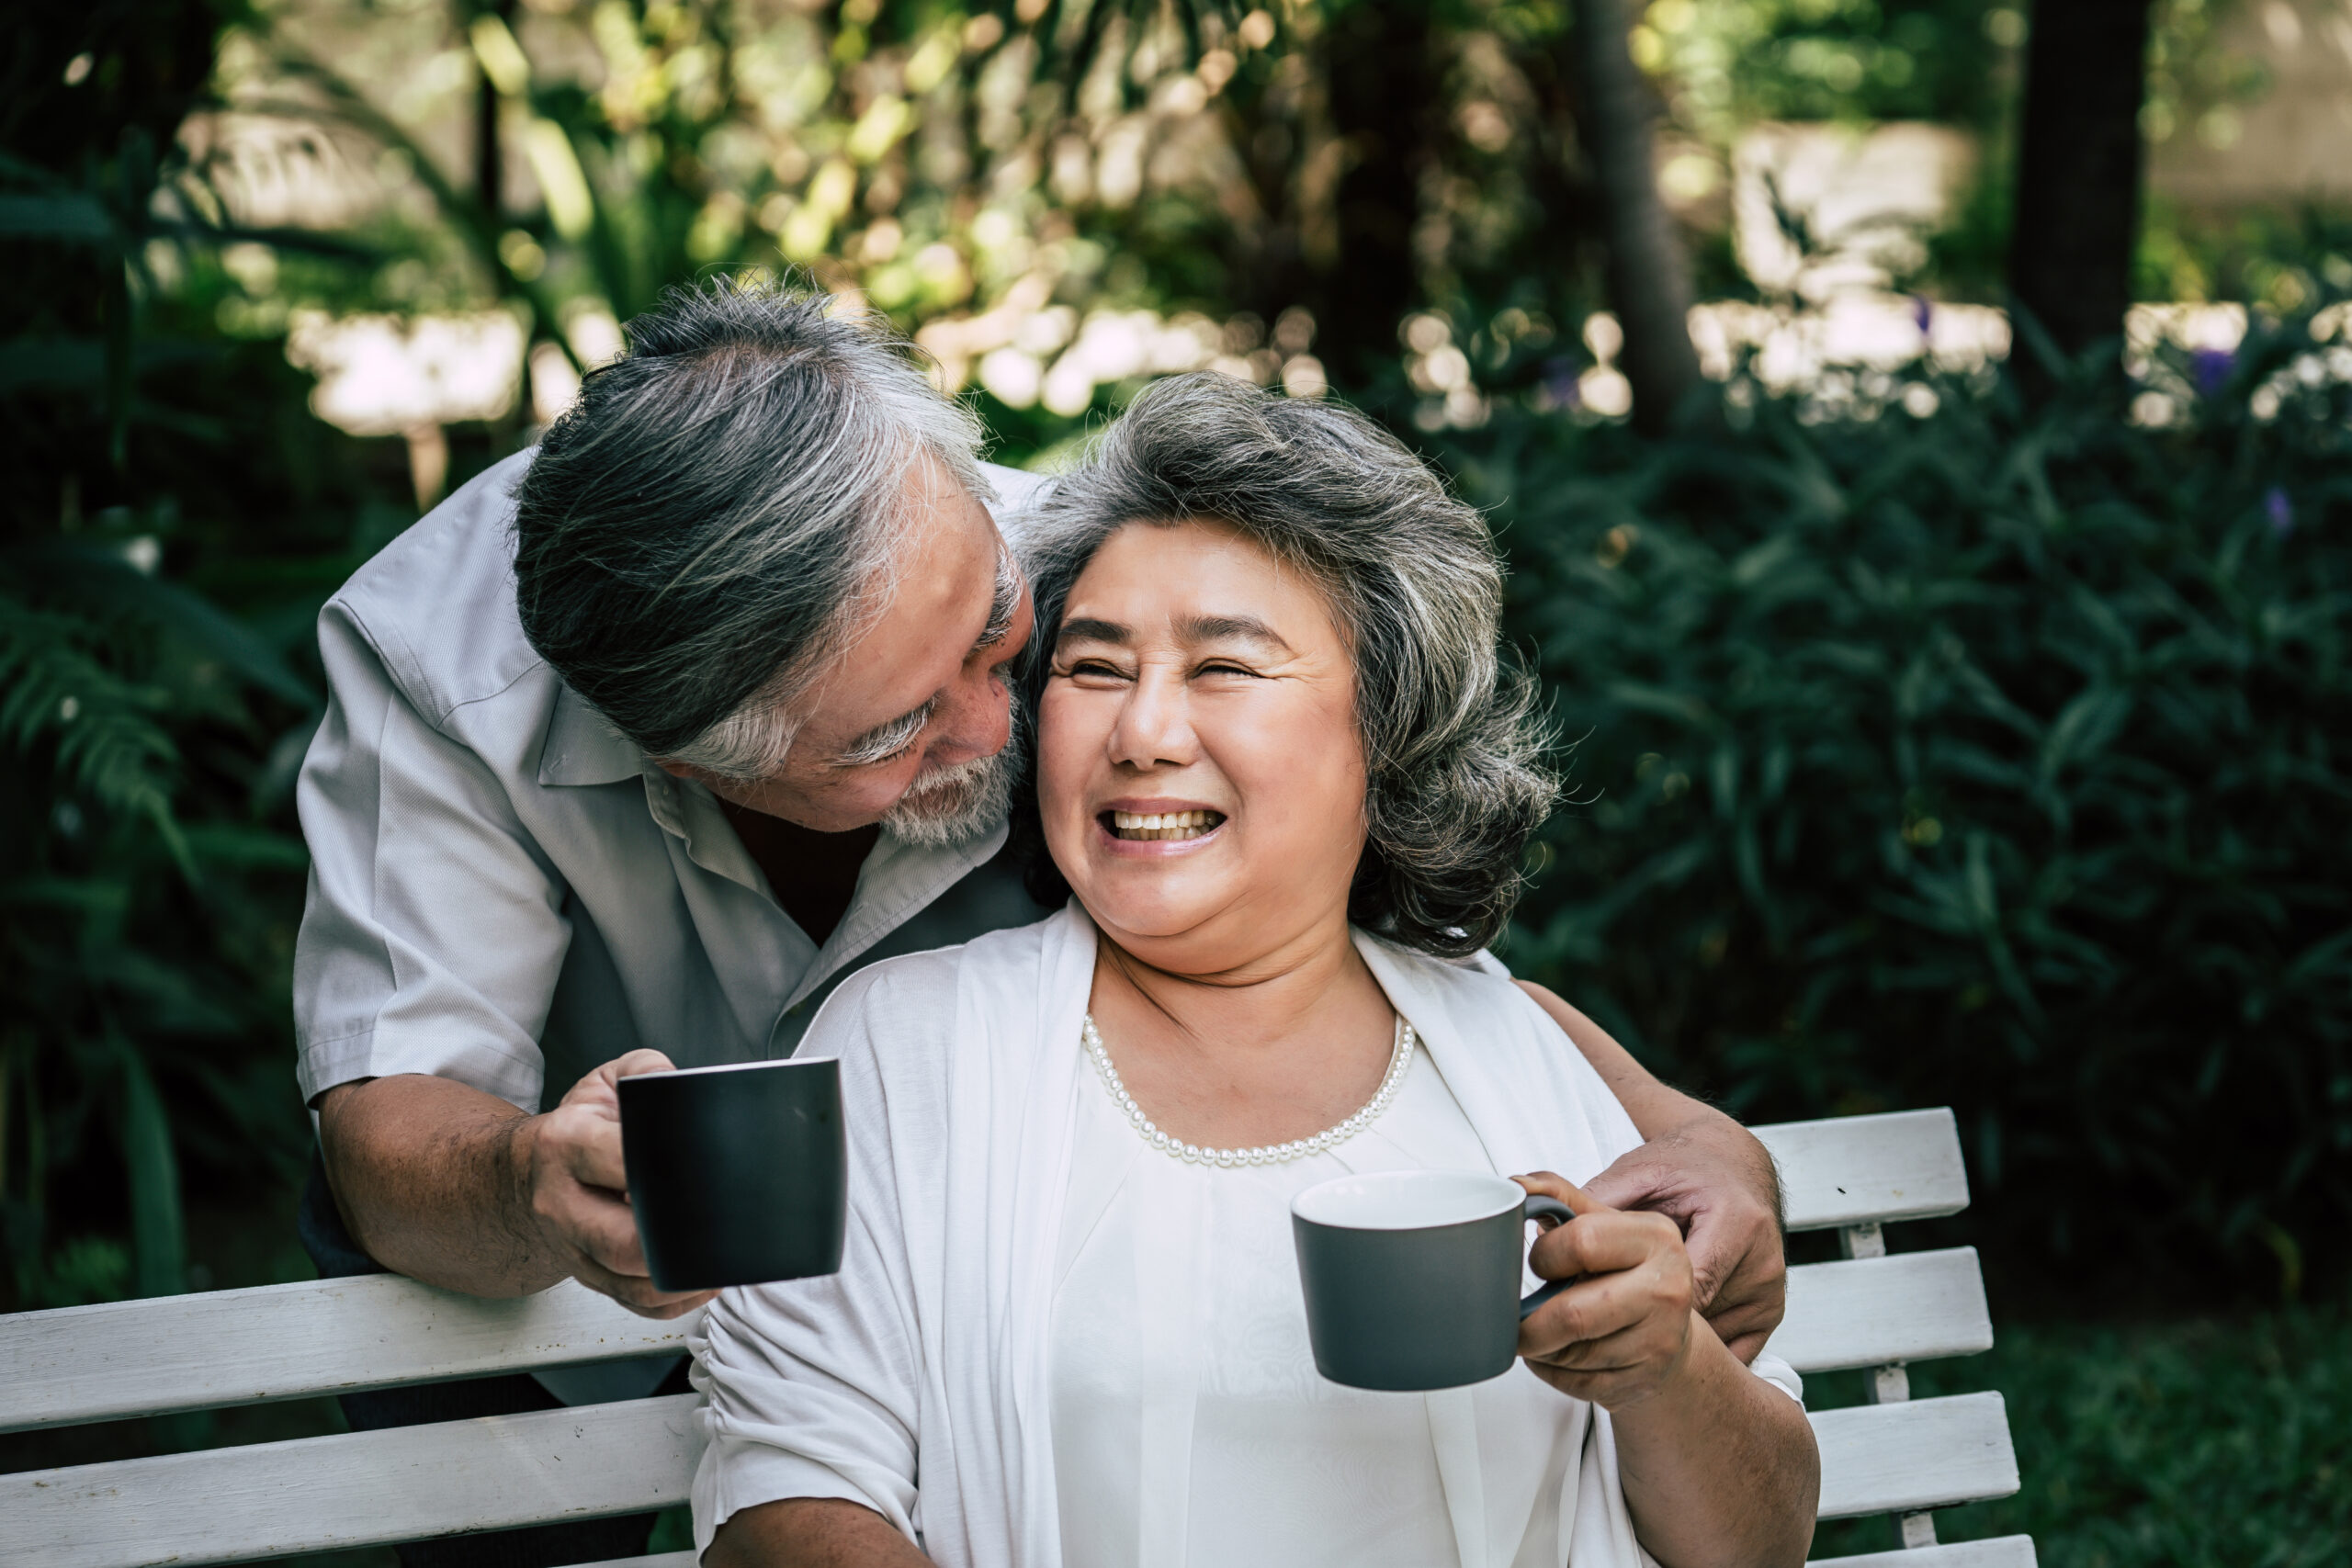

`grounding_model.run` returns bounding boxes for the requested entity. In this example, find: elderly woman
[691,375,1819,1568]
